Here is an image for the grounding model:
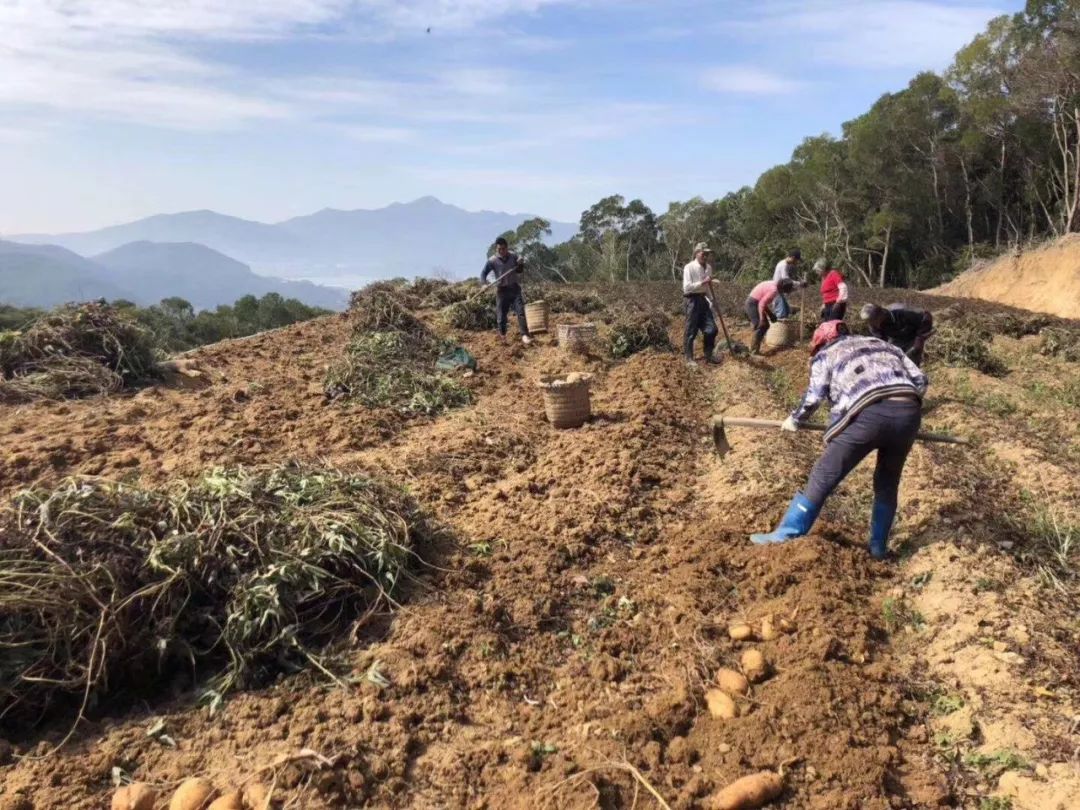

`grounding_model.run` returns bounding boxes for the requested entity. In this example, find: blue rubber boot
[750,493,820,545]
[869,499,897,560]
